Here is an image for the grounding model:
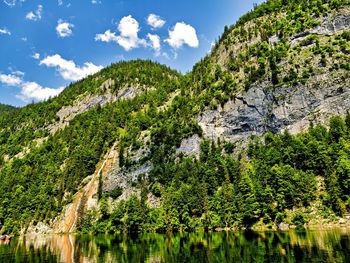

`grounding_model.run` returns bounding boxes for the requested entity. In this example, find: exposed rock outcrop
[52,142,118,233]
[310,7,350,35]
[46,79,144,134]
[198,73,350,146]
[176,134,201,158]
[197,7,350,148]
